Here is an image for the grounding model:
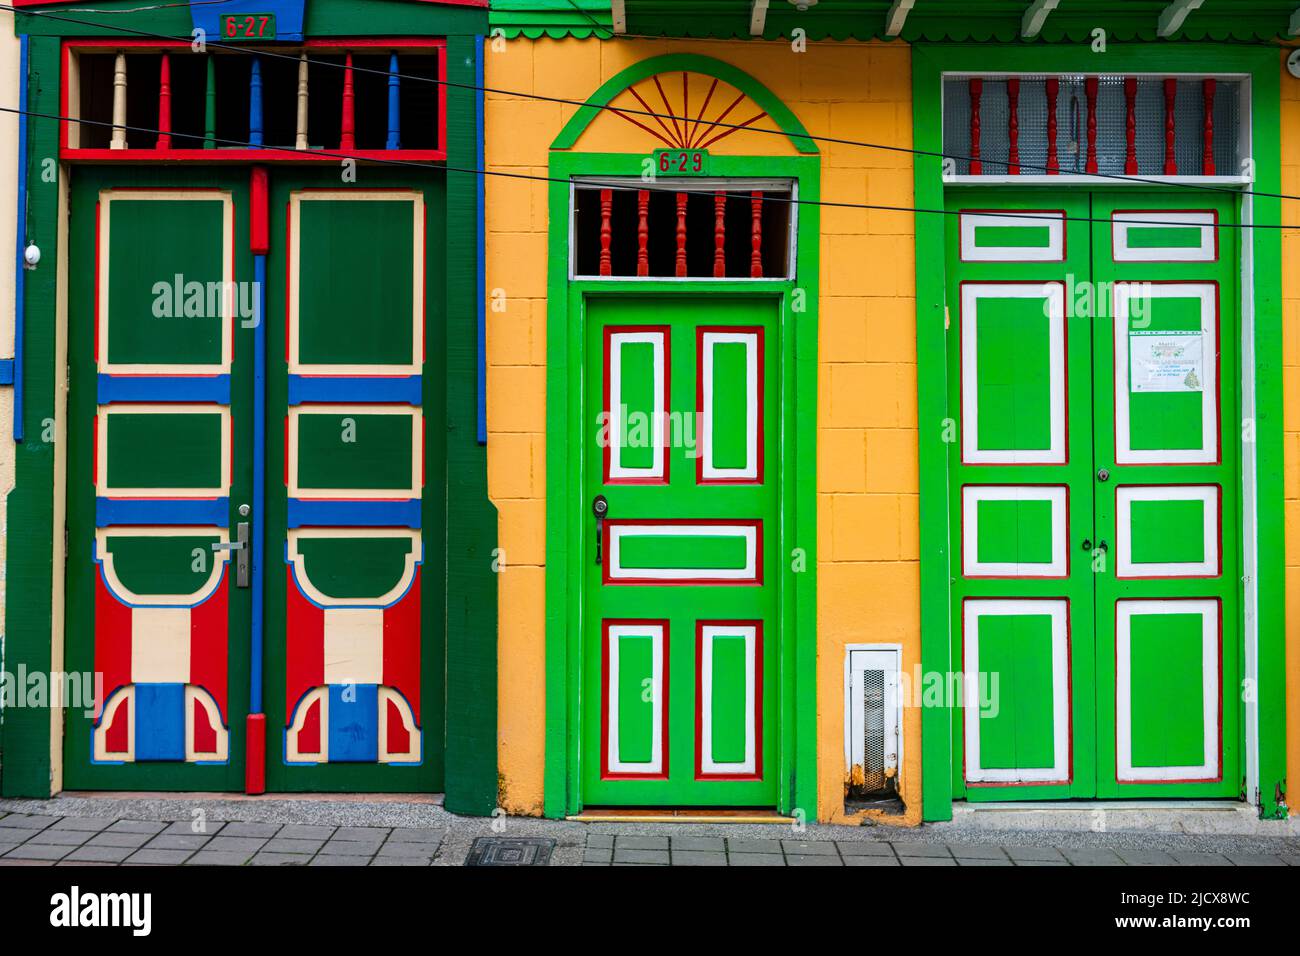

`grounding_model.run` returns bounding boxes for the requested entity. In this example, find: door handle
[212,521,250,587]
[593,495,608,565]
